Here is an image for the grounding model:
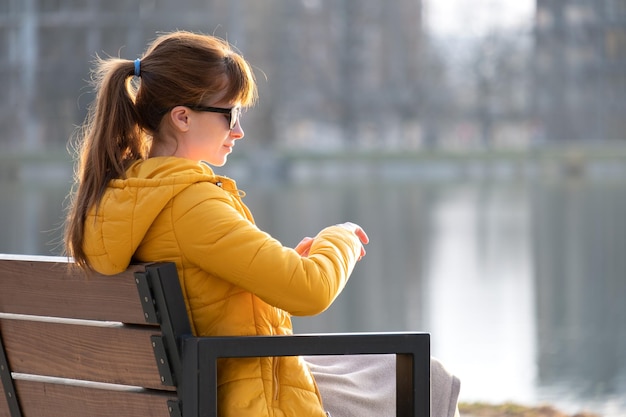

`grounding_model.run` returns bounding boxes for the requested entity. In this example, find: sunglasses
[186,105,242,130]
